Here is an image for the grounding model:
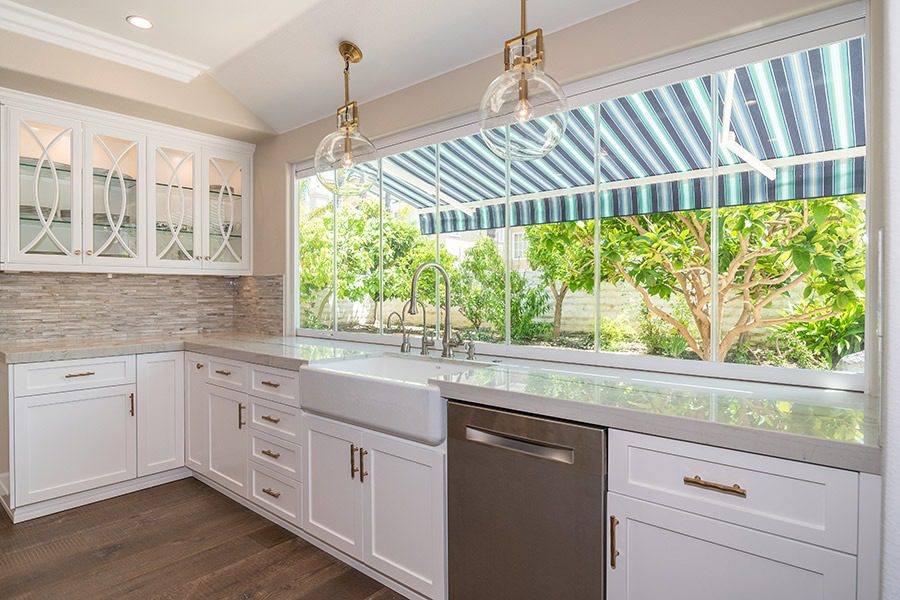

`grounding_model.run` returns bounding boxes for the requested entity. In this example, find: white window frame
[290,2,873,393]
